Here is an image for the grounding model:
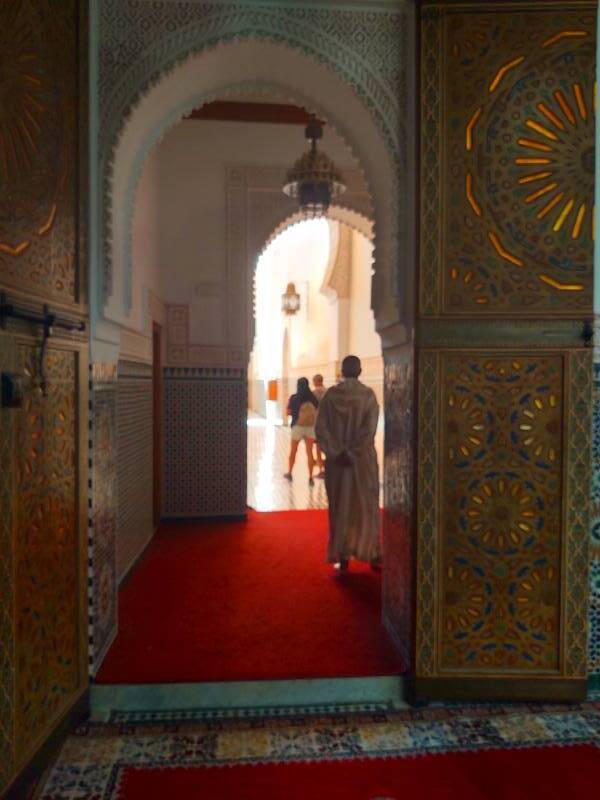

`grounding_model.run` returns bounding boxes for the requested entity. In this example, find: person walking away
[312,374,327,478]
[315,355,381,571]
[284,377,319,485]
